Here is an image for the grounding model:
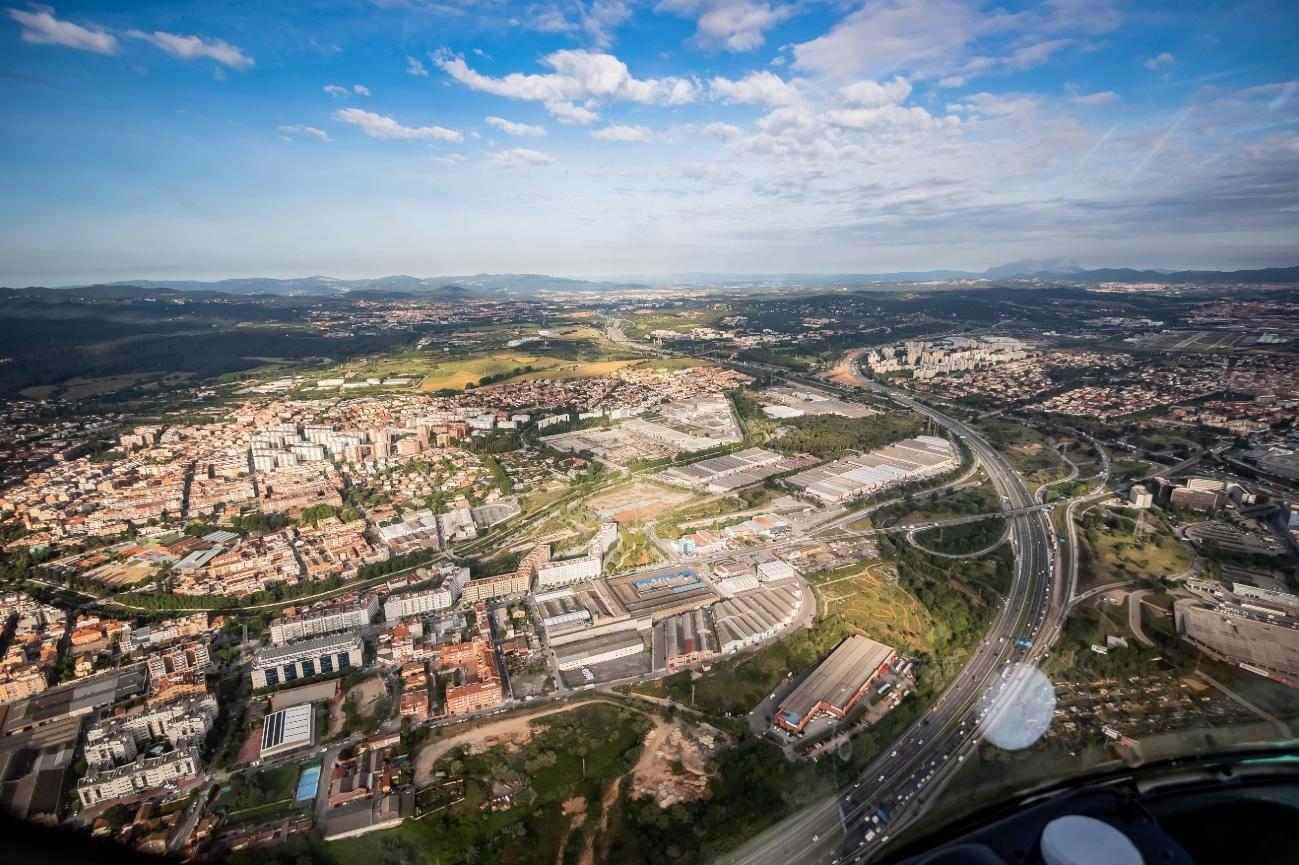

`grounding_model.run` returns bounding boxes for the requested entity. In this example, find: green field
[974,418,1070,485]
[1074,505,1193,591]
